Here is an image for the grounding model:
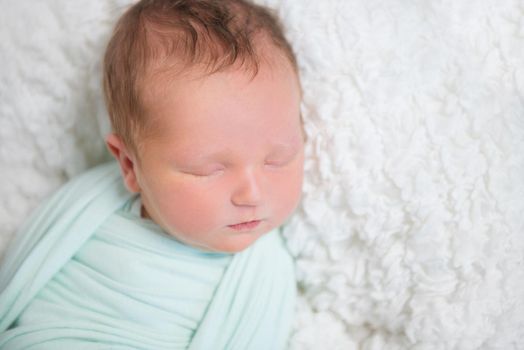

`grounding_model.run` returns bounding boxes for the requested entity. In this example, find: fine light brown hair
[103,0,298,155]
